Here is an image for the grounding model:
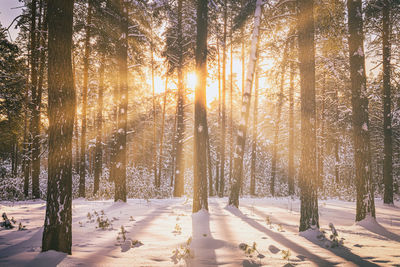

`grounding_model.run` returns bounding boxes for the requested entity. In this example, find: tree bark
[347,0,375,221]
[297,0,319,231]
[42,0,74,254]
[228,0,262,207]
[193,0,209,213]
